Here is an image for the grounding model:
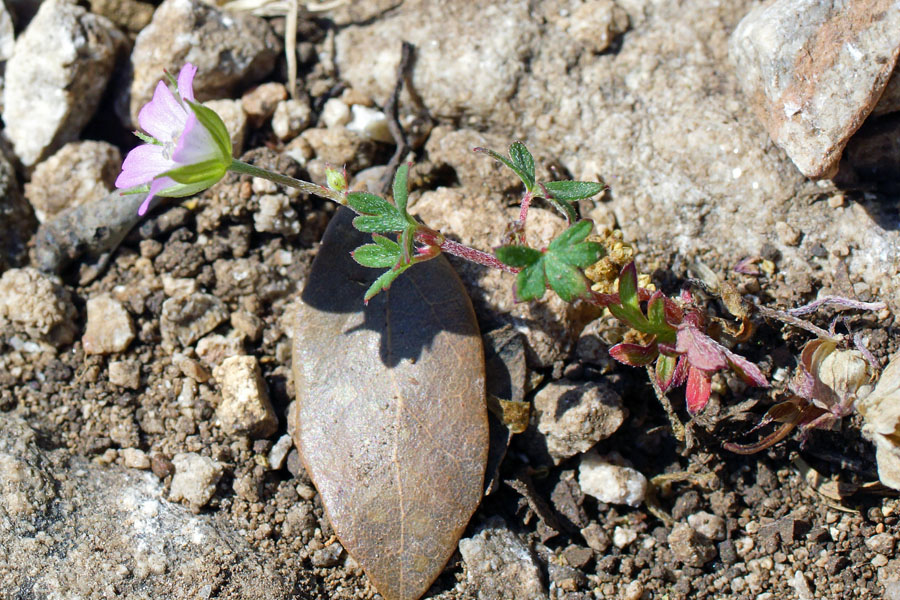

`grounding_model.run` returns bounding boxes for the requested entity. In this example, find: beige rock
[82,295,135,355]
[241,82,288,127]
[159,293,228,348]
[272,98,312,141]
[108,360,140,389]
[121,447,151,469]
[213,355,278,438]
[0,268,76,348]
[168,452,224,510]
[730,0,900,178]
[859,354,900,490]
